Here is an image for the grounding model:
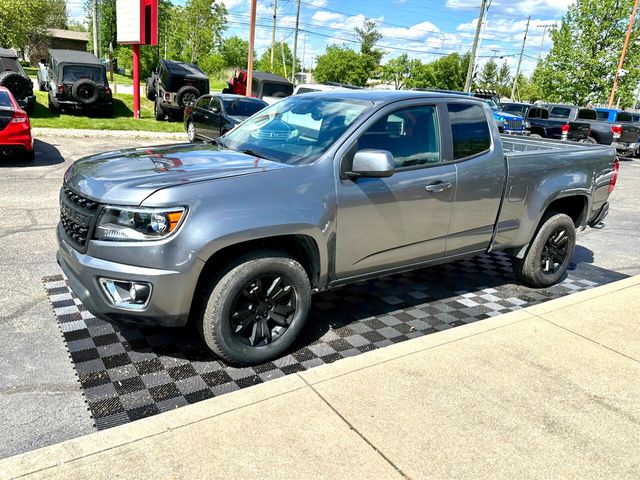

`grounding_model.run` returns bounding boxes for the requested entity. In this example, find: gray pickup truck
[57,91,618,365]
